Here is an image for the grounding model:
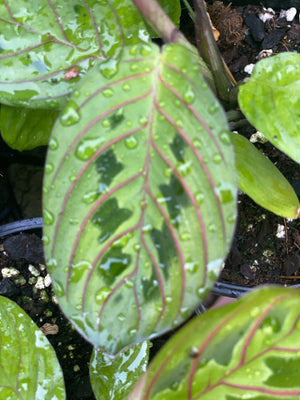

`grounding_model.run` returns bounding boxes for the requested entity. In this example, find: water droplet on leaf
[125,136,138,149]
[99,57,119,79]
[43,209,54,225]
[183,87,195,104]
[49,138,58,150]
[102,88,114,97]
[45,163,54,174]
[95,287,111,305]
[60,100,81,126]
